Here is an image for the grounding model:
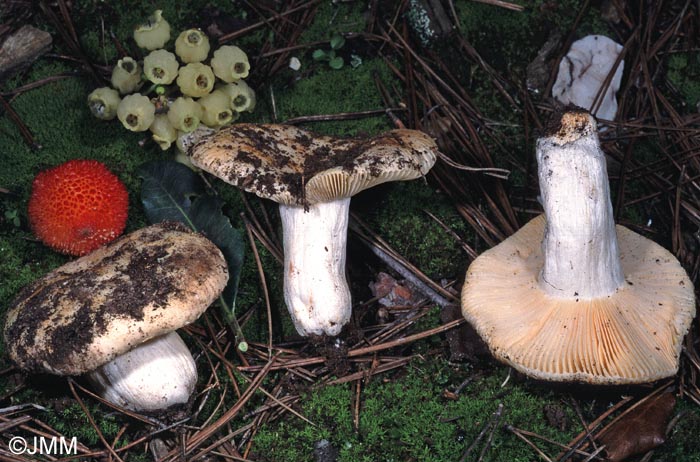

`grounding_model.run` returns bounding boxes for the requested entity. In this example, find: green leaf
[138,160,247,347]
[137,160,204,228]
[189,195,246,318]
[312,49,328,61]
[329,56,345,70]
[330,34,345,50]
